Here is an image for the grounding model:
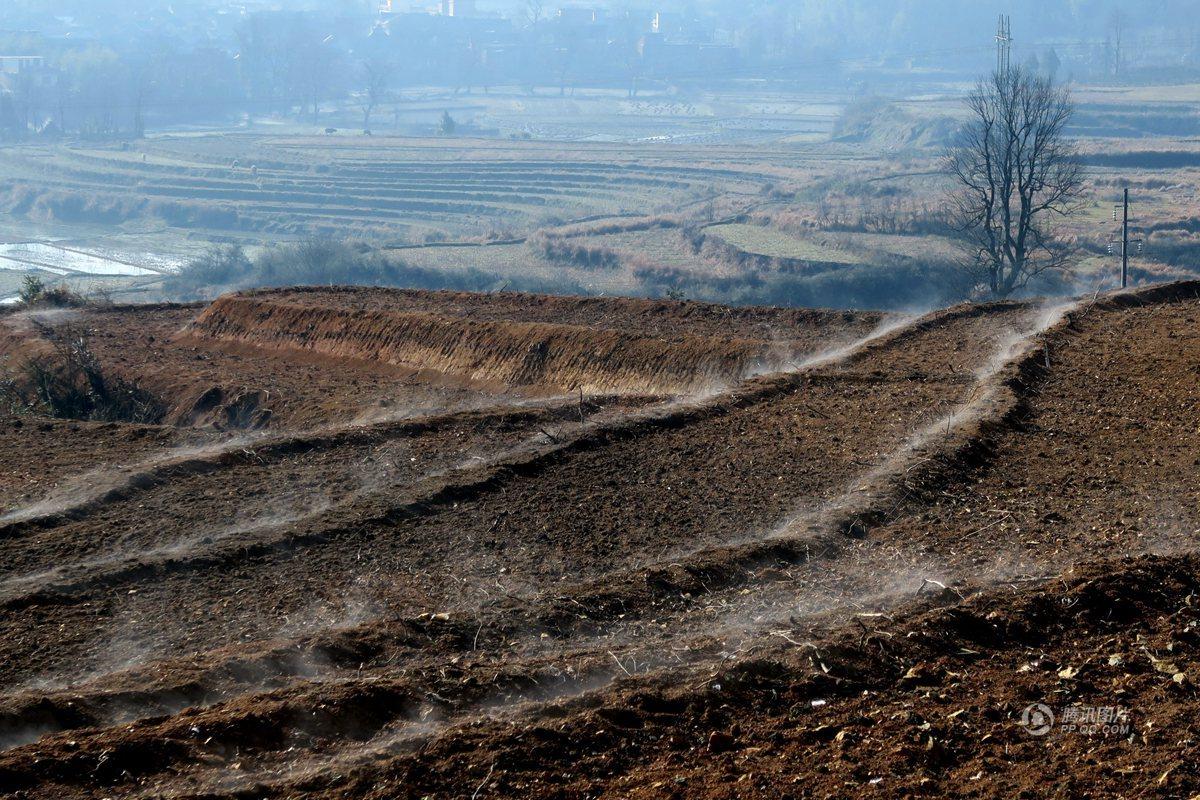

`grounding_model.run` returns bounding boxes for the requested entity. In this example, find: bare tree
[1105,11,1126,78]
[525,0,545,26]
[359,56,391,131]
[236,15,291,114]
[11,66,41,136]
[945,68,1083,298]
[130,60,157,138]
